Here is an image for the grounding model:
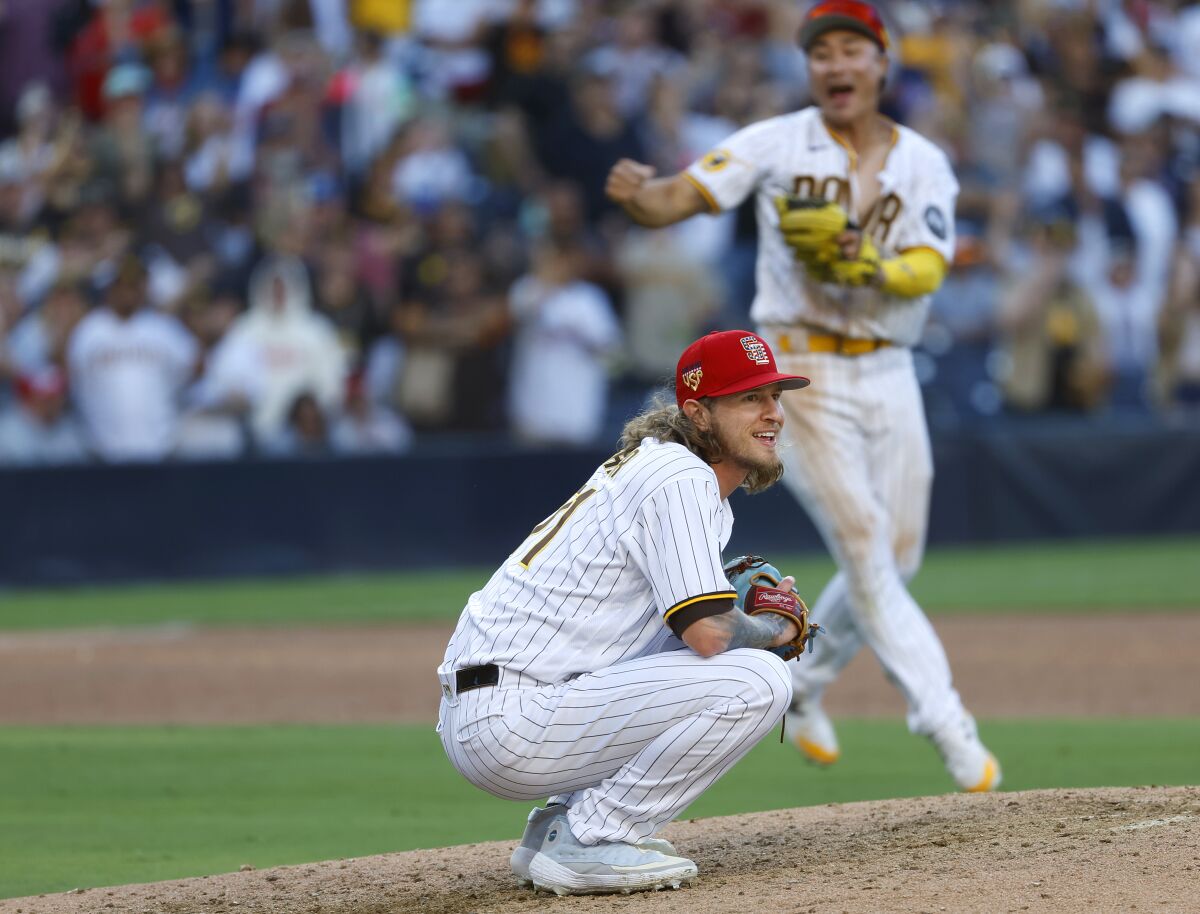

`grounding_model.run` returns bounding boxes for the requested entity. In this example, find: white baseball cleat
[784,698,840,765]
[527,812,697,896]
[512,804,680,887]
[930,714,1002,793]
[511,803,567,887]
